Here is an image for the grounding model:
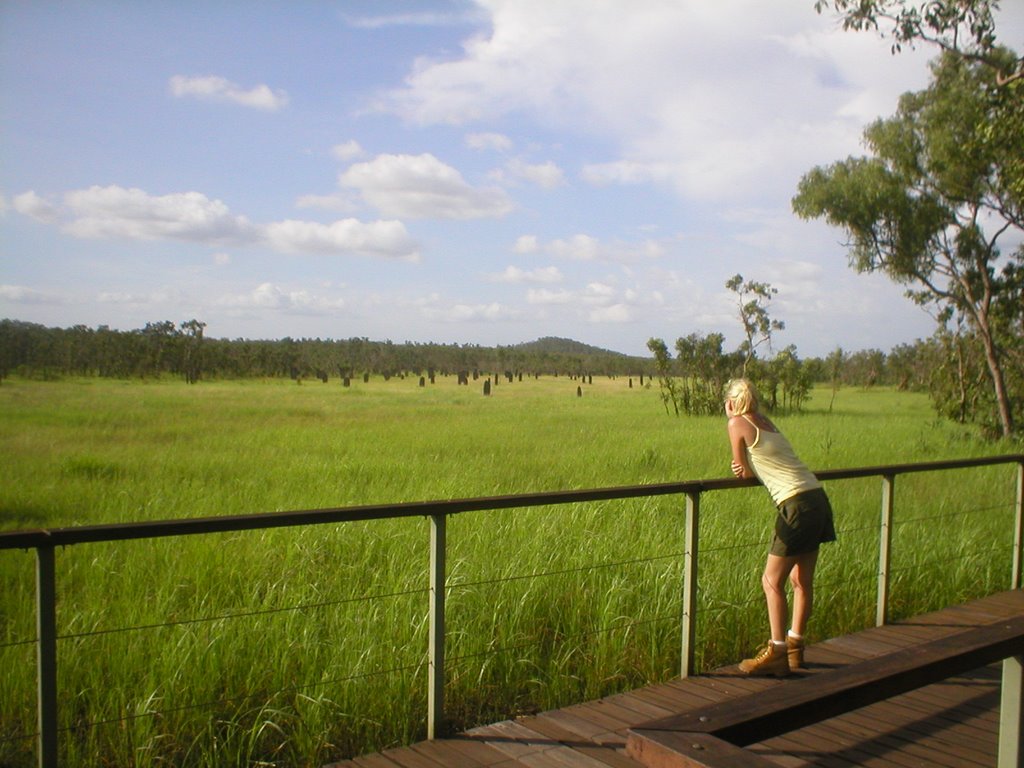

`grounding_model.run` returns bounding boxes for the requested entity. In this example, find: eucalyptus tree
[646,337,680,416]
[725,274,785,376]
[815,0,1022,85]
[793,51,1022,437]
